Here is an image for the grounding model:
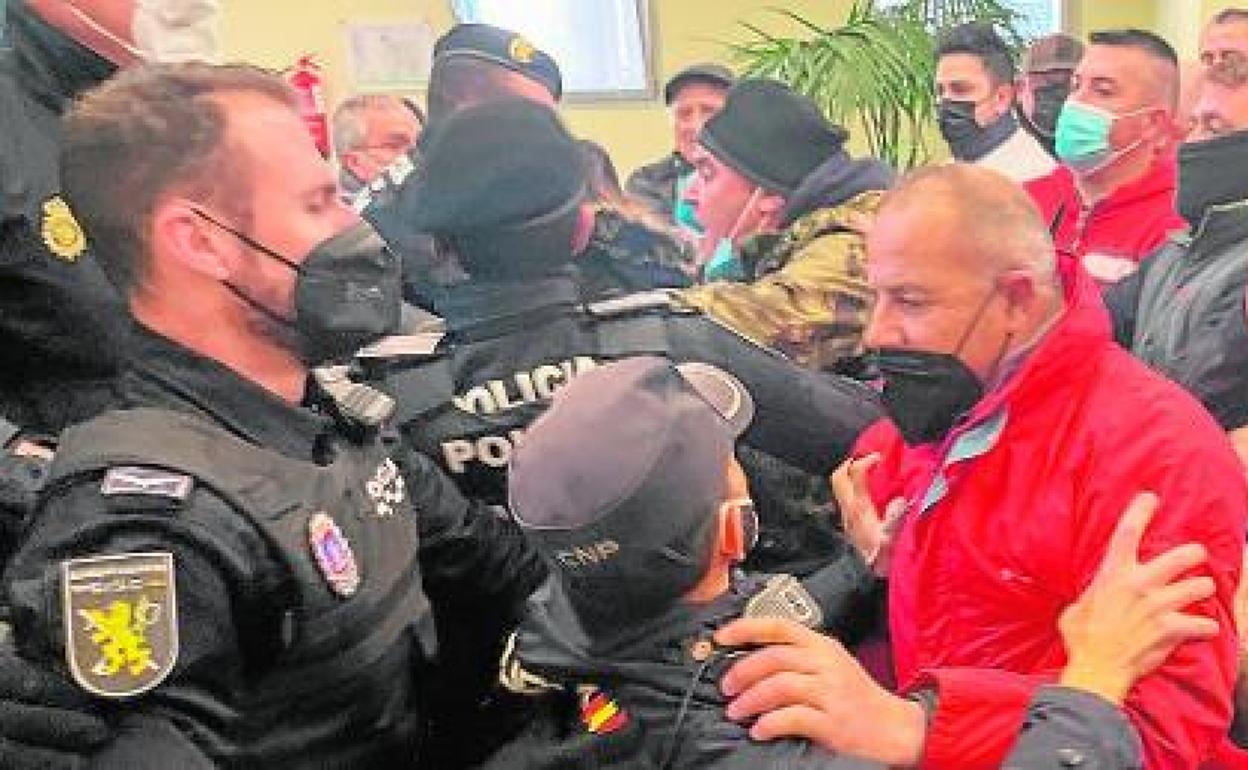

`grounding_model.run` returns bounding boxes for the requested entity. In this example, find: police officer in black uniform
[0,1,135,436]
[3,63,543,769]
[358,23,562,309]
[359,98,883,507]
[351,101,884,688]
